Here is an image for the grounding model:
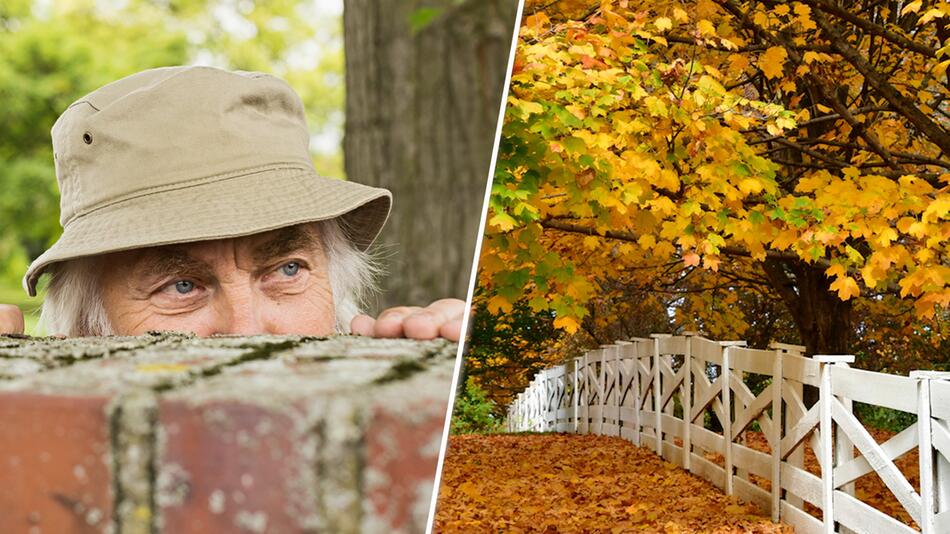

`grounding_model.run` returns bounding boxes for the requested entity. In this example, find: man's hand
[350,298,465,342]
[0,305,24,335]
